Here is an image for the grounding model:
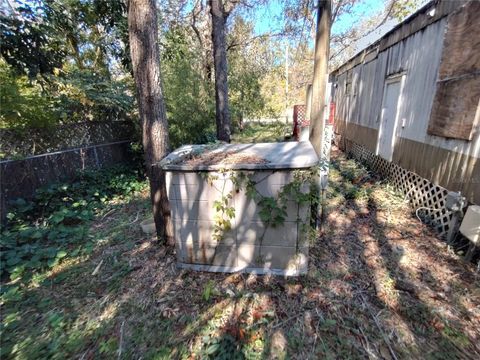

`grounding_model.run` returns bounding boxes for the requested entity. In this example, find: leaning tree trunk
[128,0,174,245]
[210,0,231,142]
